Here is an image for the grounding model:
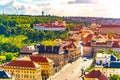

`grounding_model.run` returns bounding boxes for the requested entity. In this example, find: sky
[0,0,120,18]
